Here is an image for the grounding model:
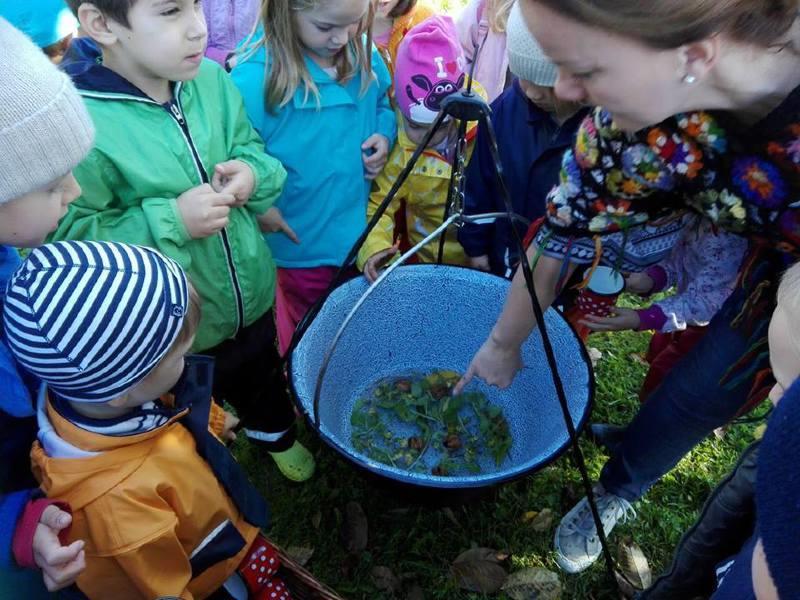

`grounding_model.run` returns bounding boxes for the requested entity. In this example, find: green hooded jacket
[52,39,286,351]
